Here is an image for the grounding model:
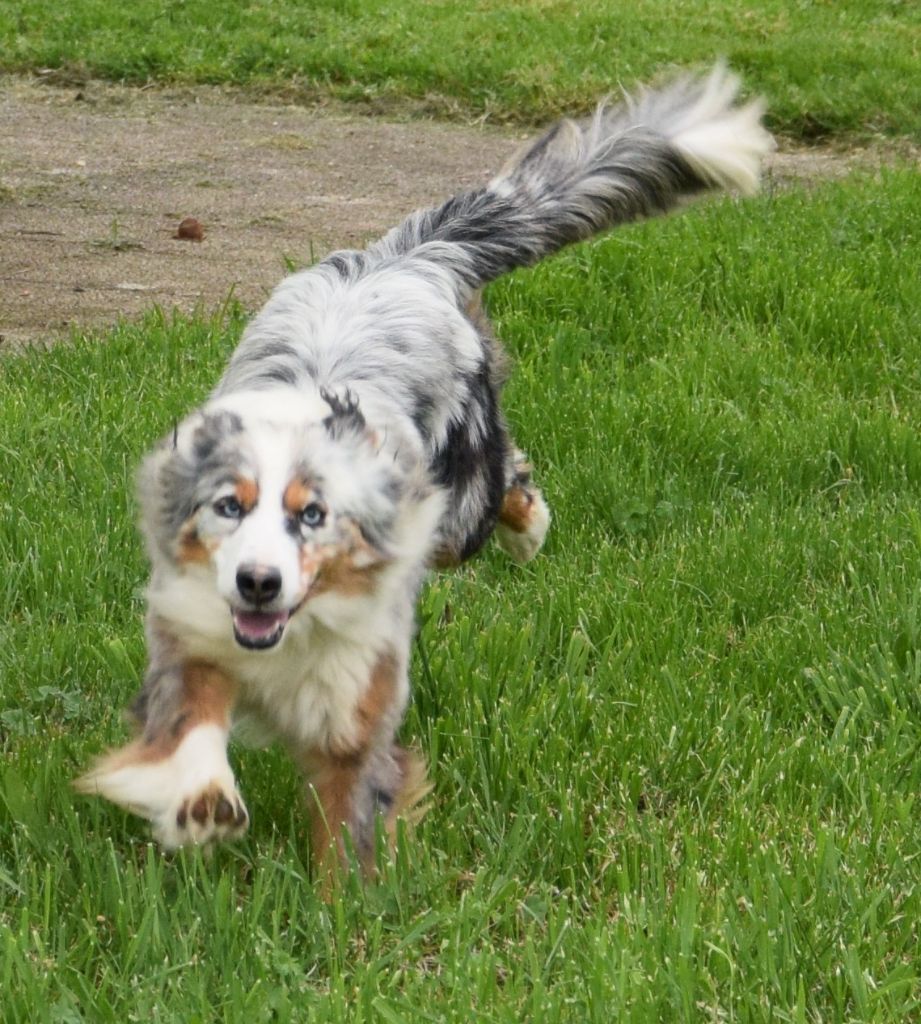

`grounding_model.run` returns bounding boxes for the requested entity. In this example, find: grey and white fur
[77,66,772,870]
